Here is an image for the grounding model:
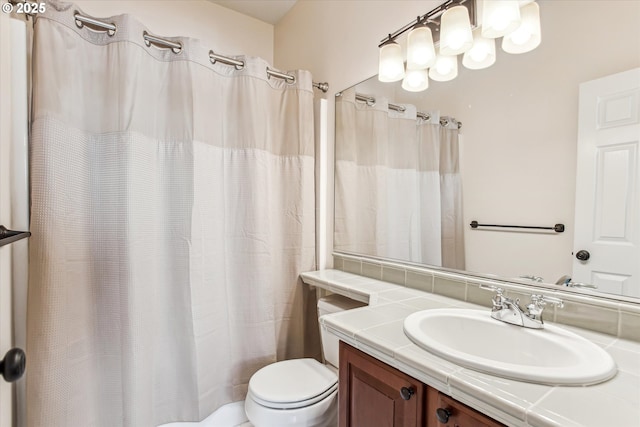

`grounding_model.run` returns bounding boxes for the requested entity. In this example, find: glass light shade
[378,41,405,82]
[407,25,436,70]
[481,0,521,38]
[429,55,458,82]
[462,29,496,69]
[402,69,429,92]
[502,2,541,54]
[440,6,473,56]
